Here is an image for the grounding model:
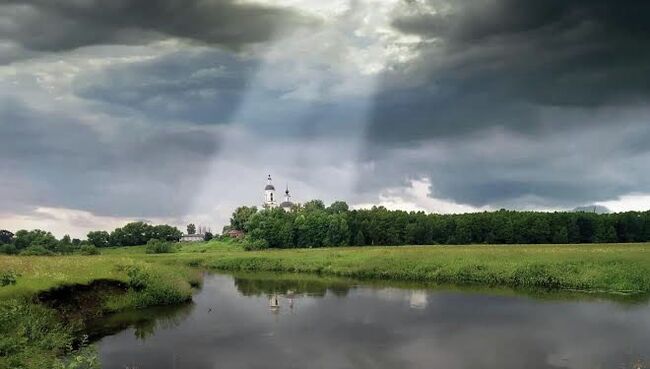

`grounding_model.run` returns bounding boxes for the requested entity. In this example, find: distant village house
[180,225,211,242]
